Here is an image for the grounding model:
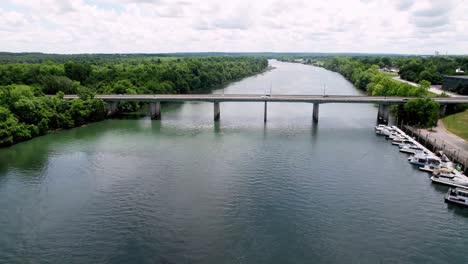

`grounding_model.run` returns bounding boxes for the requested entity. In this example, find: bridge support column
[214,102,220,121]
[106,101,118,116]
[264,101,267,122]
[313,103,319,123]
[377,104,390,125]
[439,104,447,117]
[150,101,161,120]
